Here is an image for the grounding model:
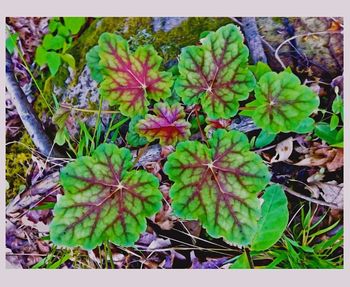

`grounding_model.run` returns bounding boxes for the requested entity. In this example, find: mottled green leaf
[164,129,270,246]
[248,71,319,133]
[175,24,255,119]
[50,144,162,249]
[98,33,173,117]
[249,61,272,81]
[251,184,289,251]
[136,102,191,145]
